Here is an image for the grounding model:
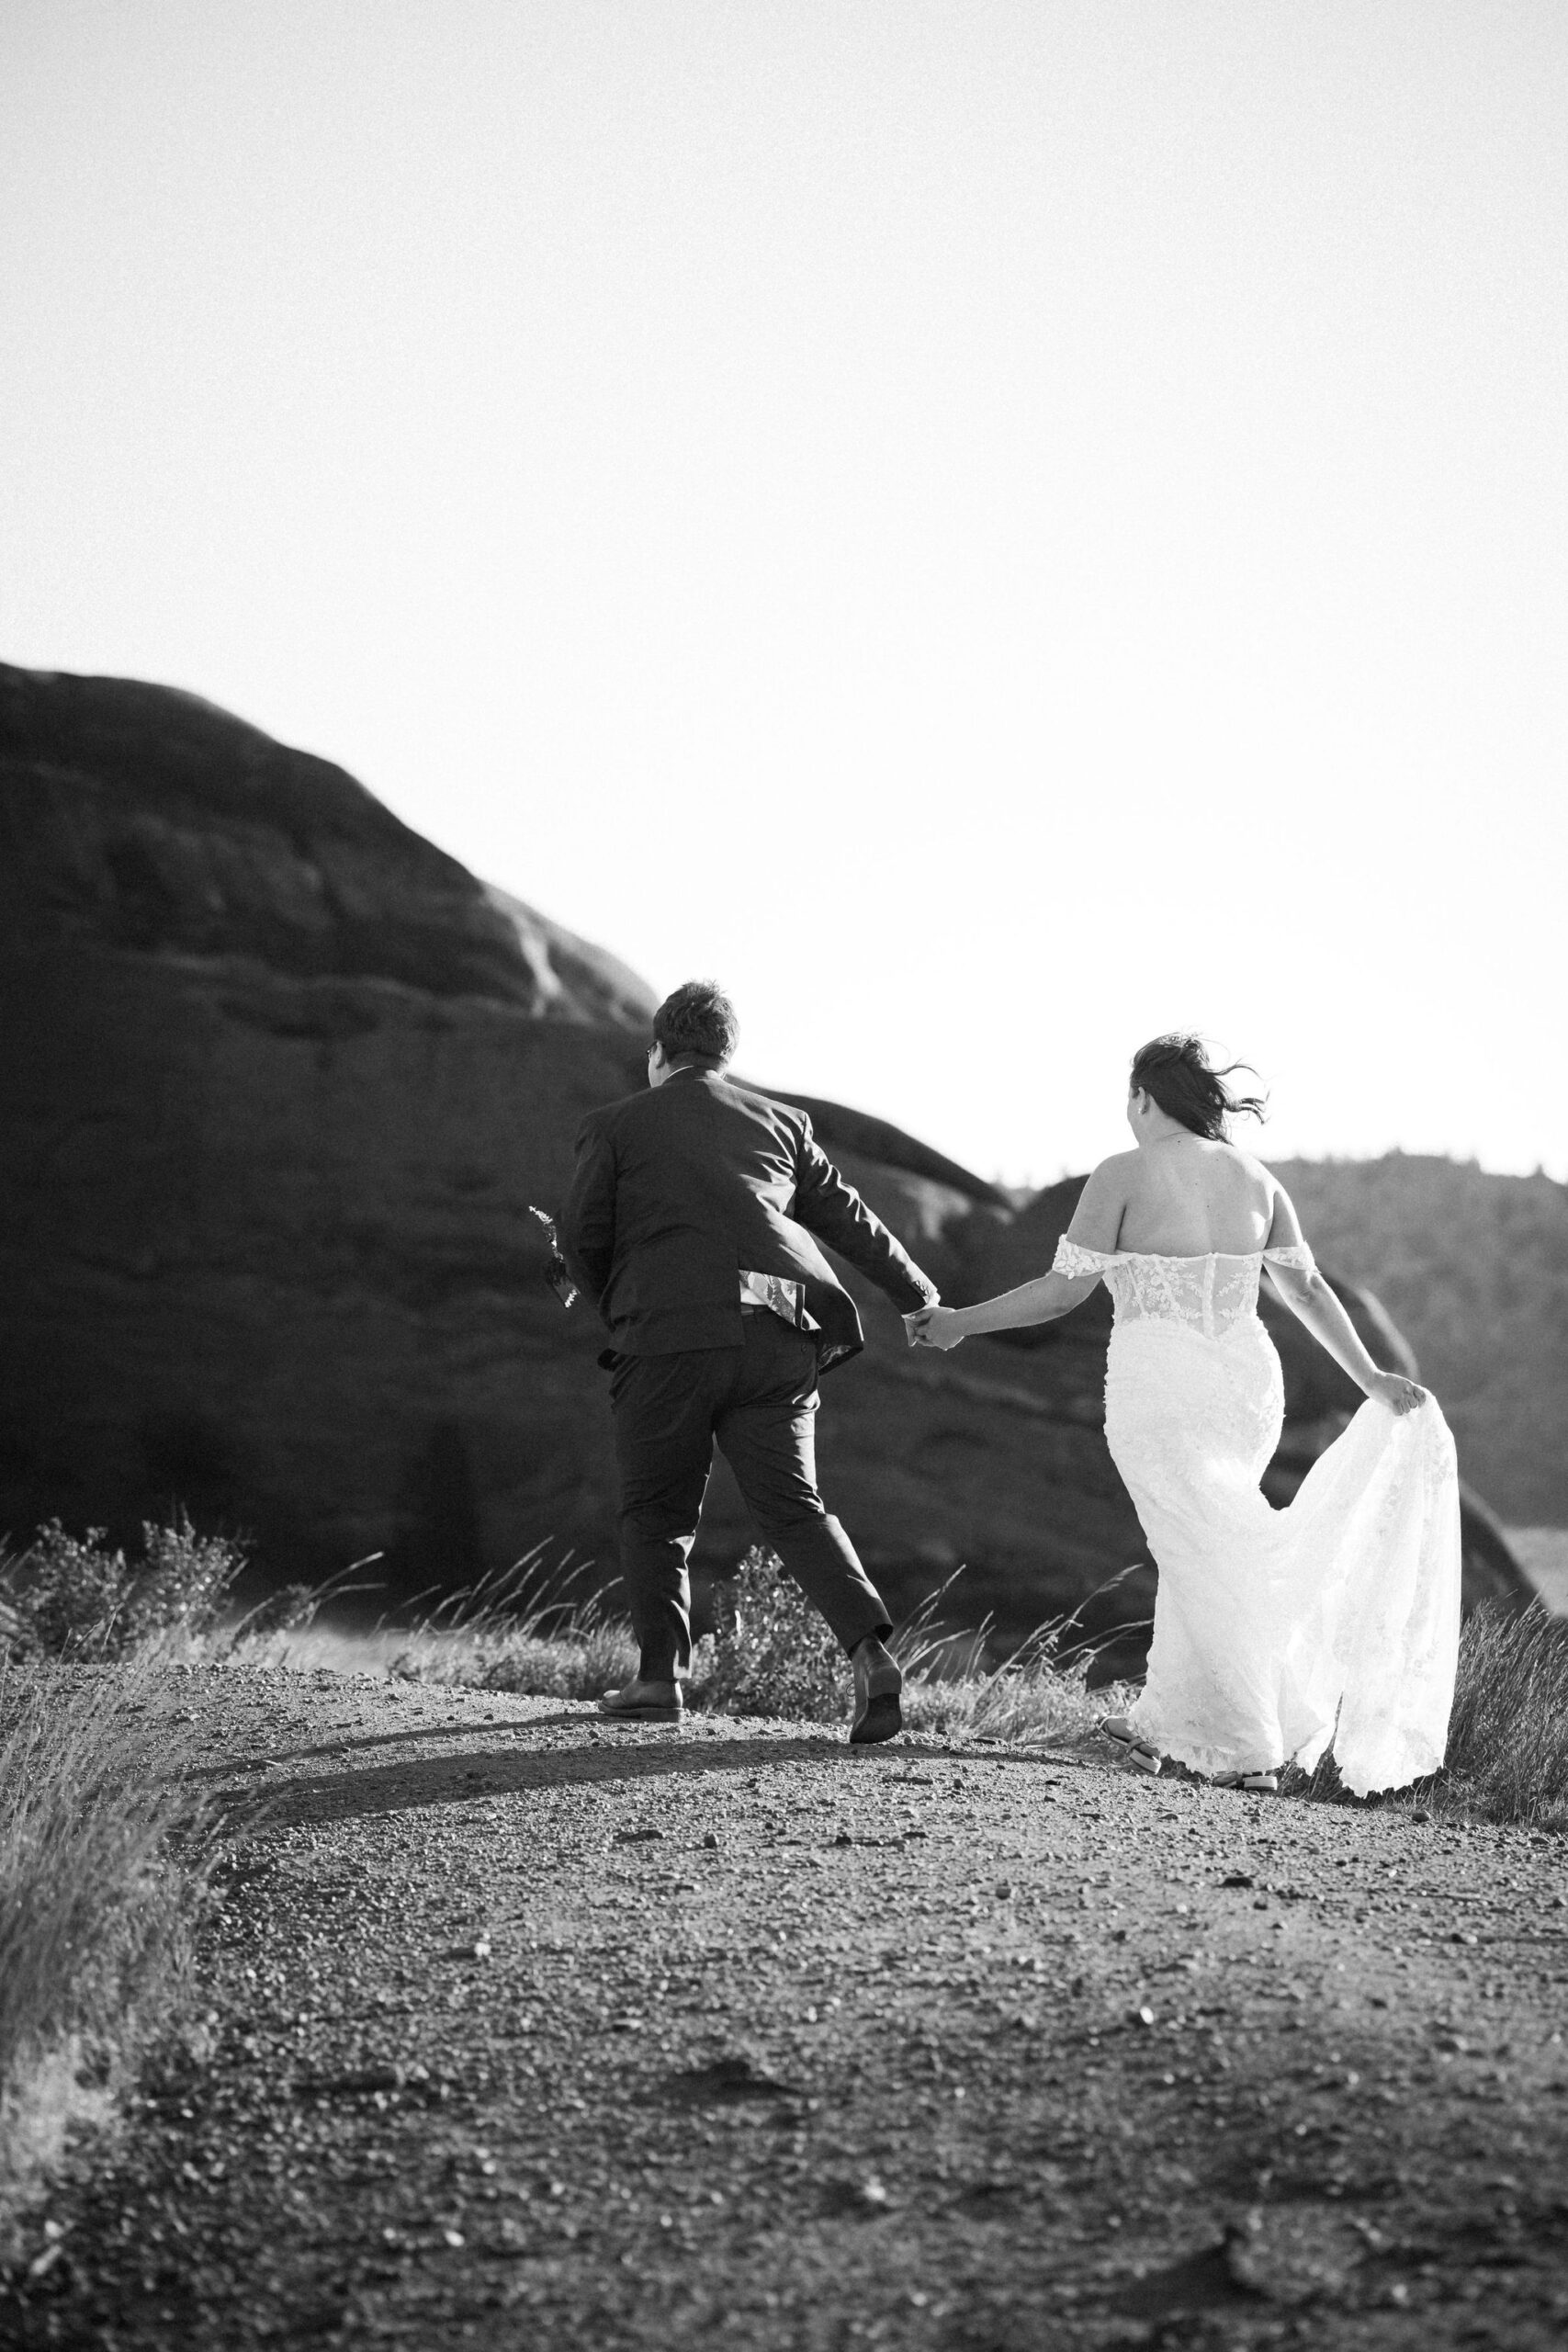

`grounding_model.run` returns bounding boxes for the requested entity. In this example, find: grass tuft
[0,1657,214,2246]
[882,1571,1142,1743]
[1439,1600,1568,1827]
[1279,1601,1568,1826]
[377,1551,639,1698]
